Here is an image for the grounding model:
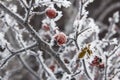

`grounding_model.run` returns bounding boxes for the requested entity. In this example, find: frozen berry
[54,32,67,46]
[49,65,55,72]
[46,8,57,19]
[42,24,50,31]
[64,58,69,64]
[94,56,99,61]
[92,60,99,66]
[99,63,104,68]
